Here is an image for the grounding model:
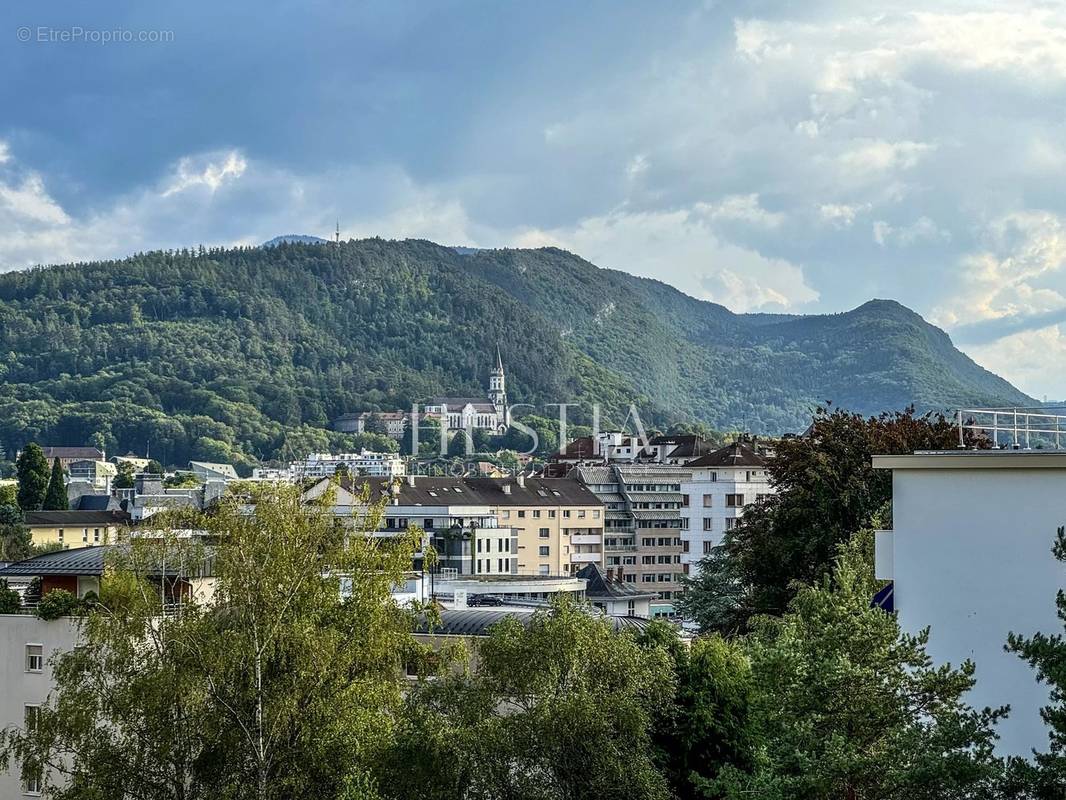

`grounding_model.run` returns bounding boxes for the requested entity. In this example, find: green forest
[0,238,1032,469]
